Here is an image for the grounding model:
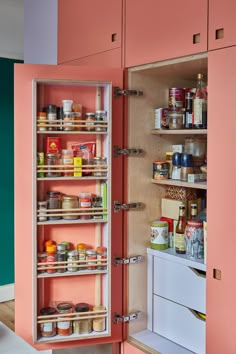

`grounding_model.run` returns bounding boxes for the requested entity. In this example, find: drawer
[153,295,206,354]
[154,256,206,313]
